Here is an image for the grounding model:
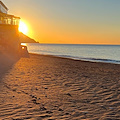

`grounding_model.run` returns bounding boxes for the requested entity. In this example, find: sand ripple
[0,54,120,119]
